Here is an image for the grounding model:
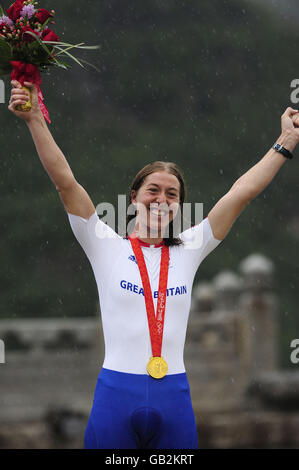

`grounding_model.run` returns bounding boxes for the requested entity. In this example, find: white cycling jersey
[67,211,222,375]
